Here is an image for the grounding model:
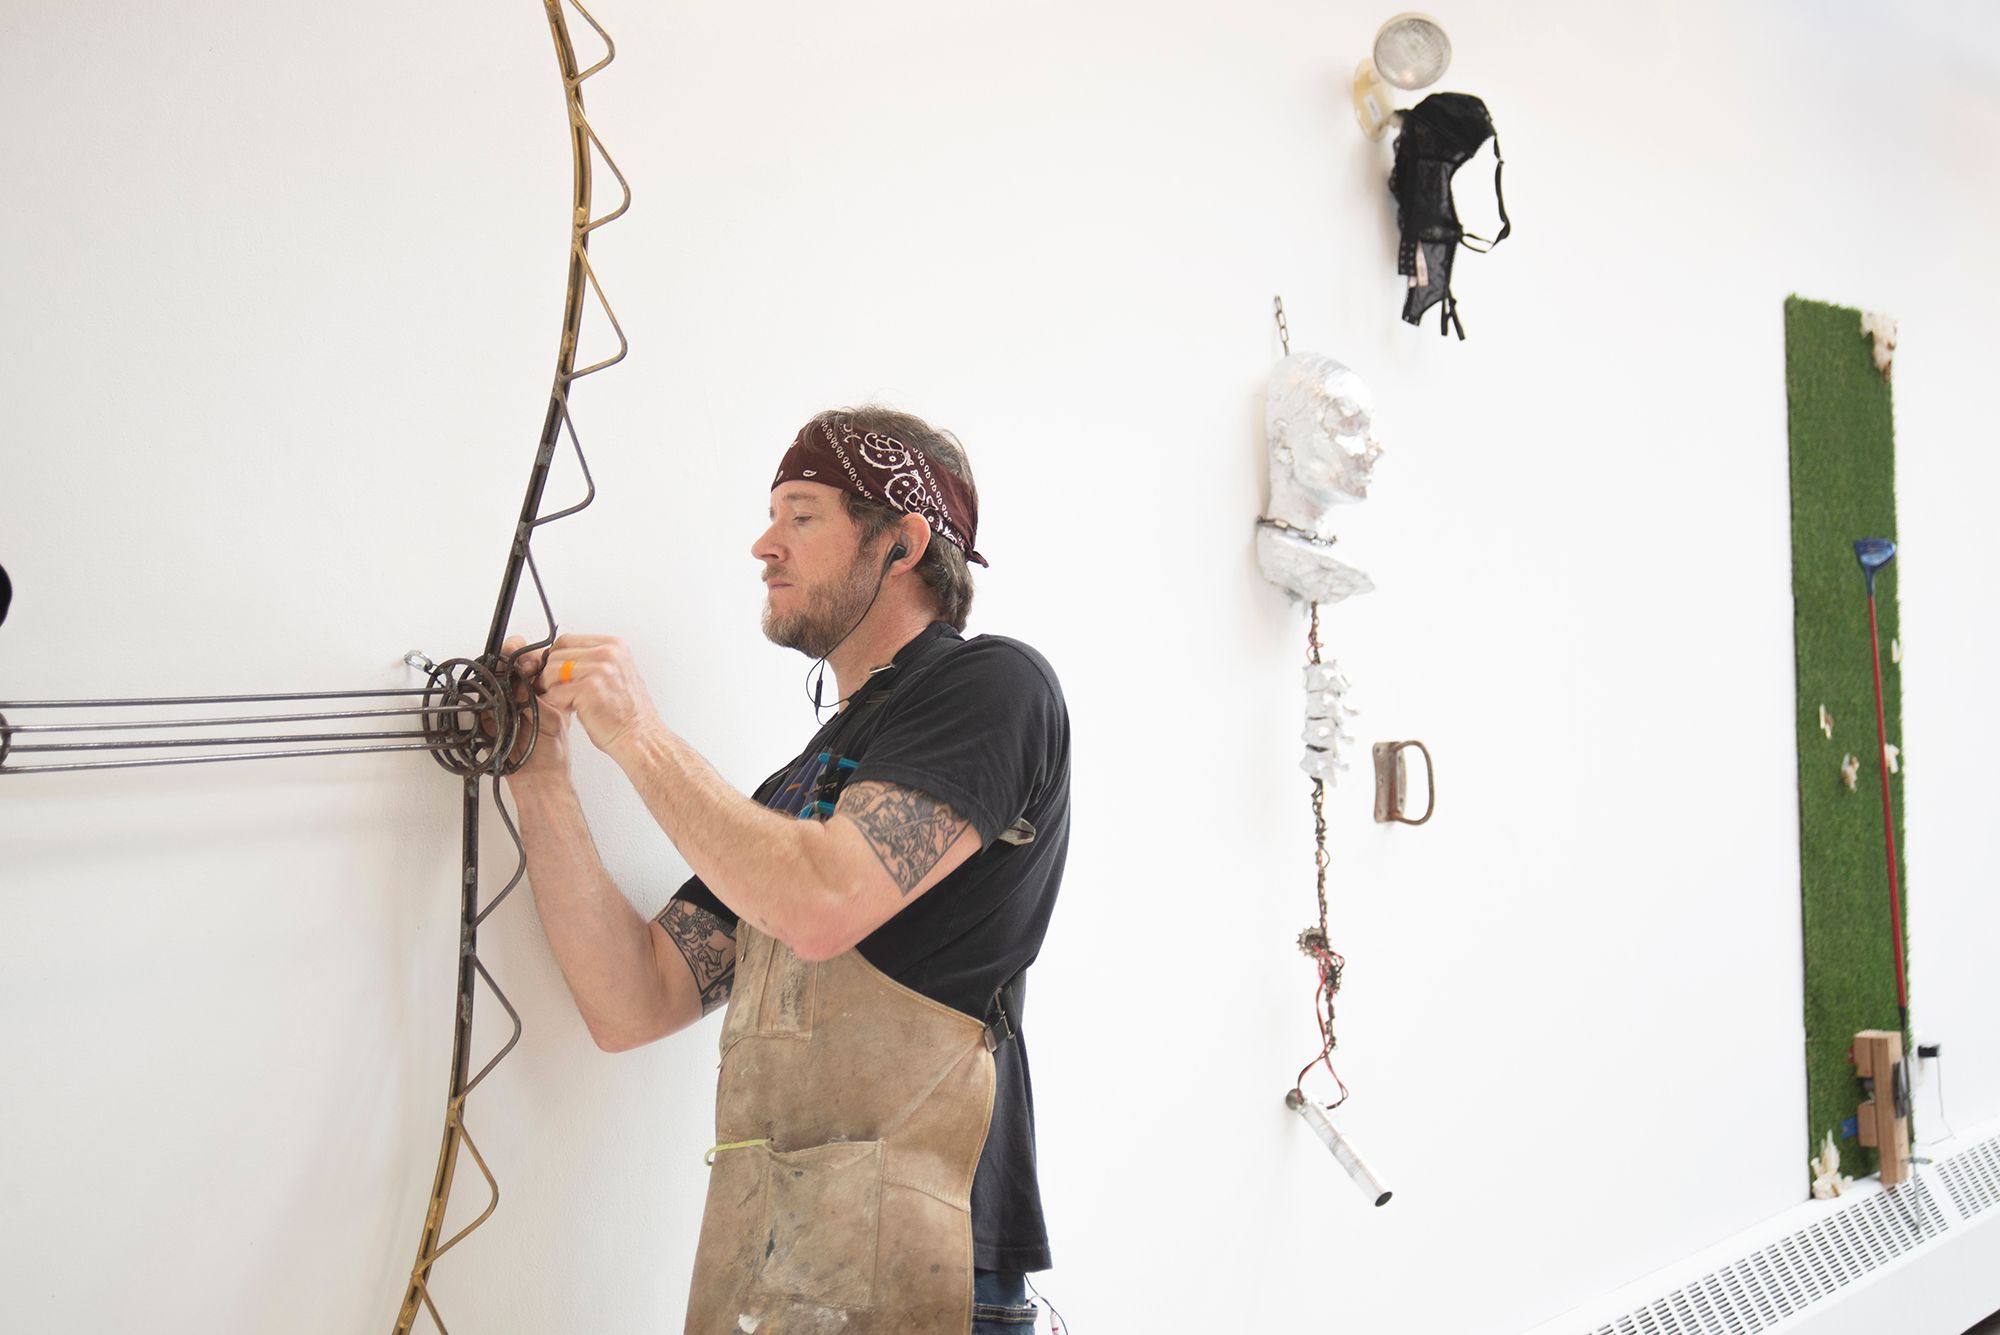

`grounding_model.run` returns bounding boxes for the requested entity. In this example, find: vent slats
[1701,1273,1749,1333]
[1943,1140,2000,1218]
[1804,1222,1848,1285]
[1777,1236,1820,1305]
[1751,1247,1795,1320]
[1722,1263,1771,1329]
[1685,1283,1717,1334]
[1577,1137,1993,1335]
